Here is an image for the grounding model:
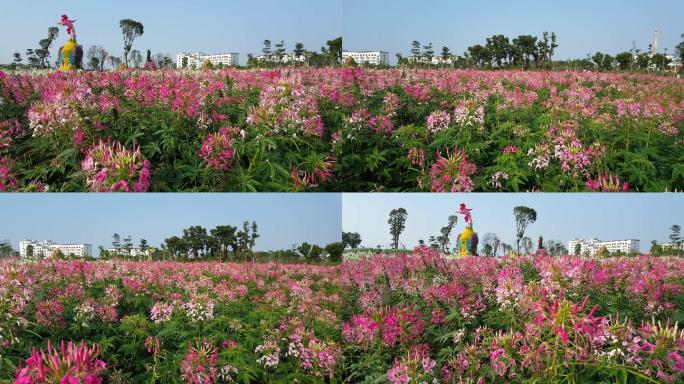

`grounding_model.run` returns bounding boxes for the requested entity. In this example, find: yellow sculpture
[57,15,82,71]
[455,203,478,257]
